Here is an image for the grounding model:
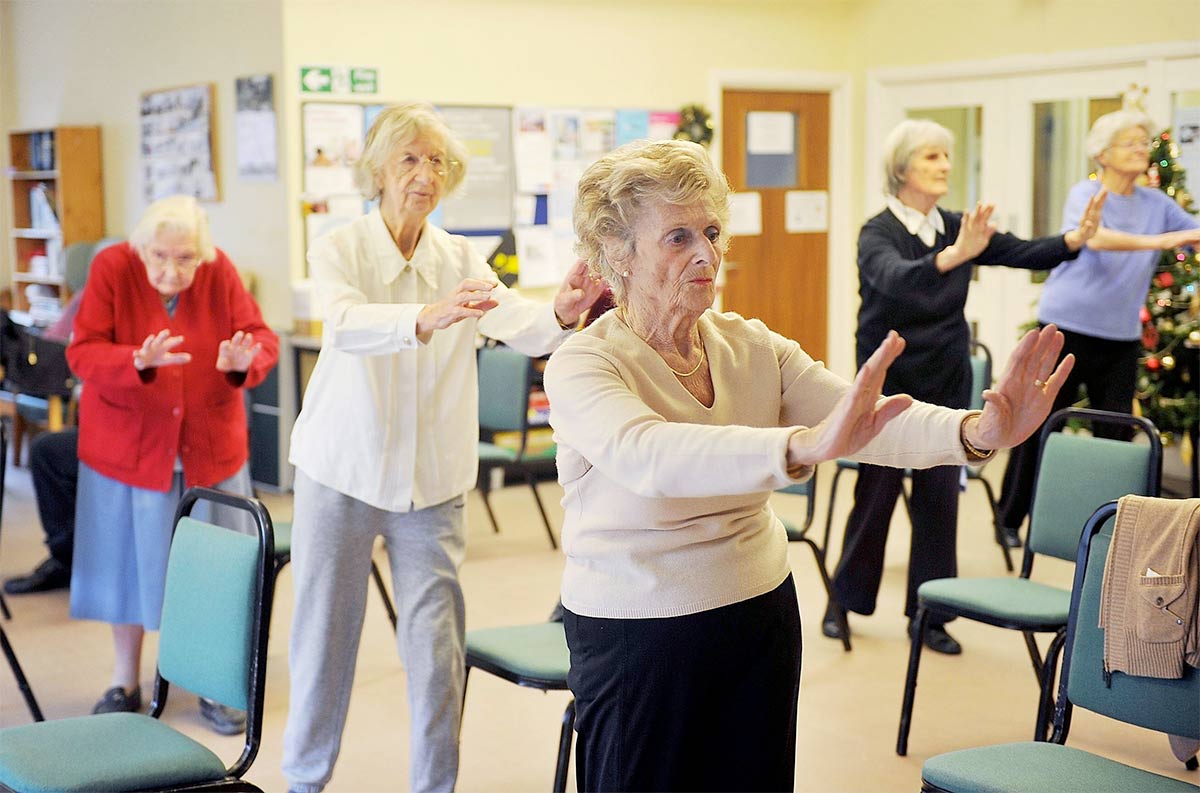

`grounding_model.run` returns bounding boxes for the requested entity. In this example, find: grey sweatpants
[282,470,467,793]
